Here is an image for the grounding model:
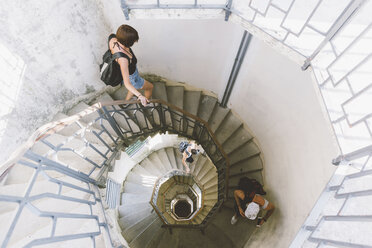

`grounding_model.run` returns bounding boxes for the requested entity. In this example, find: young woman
[109,25,153,106]
[231,177,275,227]
[182,141,201,173]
